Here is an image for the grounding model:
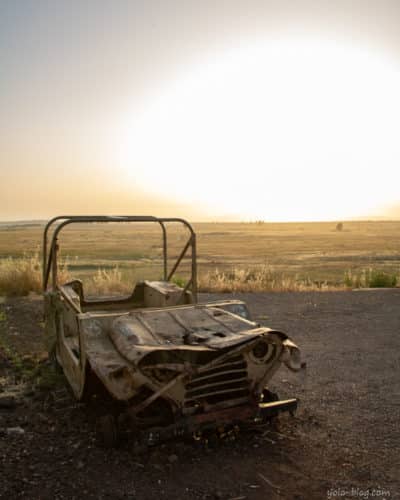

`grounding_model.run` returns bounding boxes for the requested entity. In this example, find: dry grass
[0,254,131,297]
[0,256,339,296]
[86,267,131,295]
[0,254,42,296]
[0,253,398,296]
[0,253,70,296]
[198,266,344,292]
